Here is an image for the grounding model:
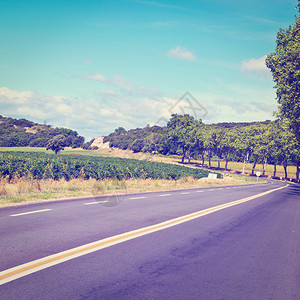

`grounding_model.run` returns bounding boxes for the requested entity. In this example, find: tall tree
[203,126,216,168]
[266,3,300,143]
[234,126,256,174]
[267,121,286,178]
[167,114,197,163]
[222,129,236,171]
